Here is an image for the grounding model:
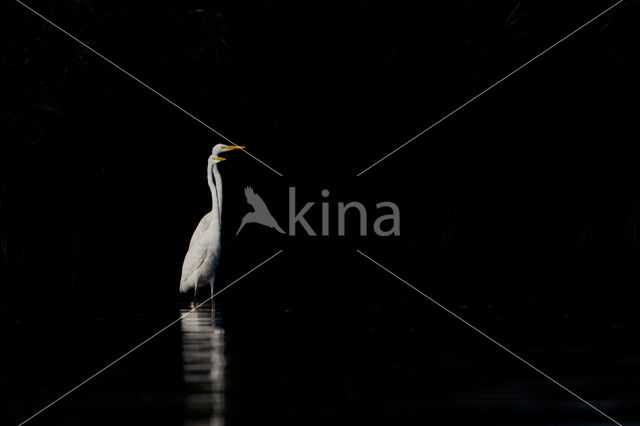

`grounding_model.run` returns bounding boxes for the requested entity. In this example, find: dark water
[3,297,639,426]
[4,1,640,424]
